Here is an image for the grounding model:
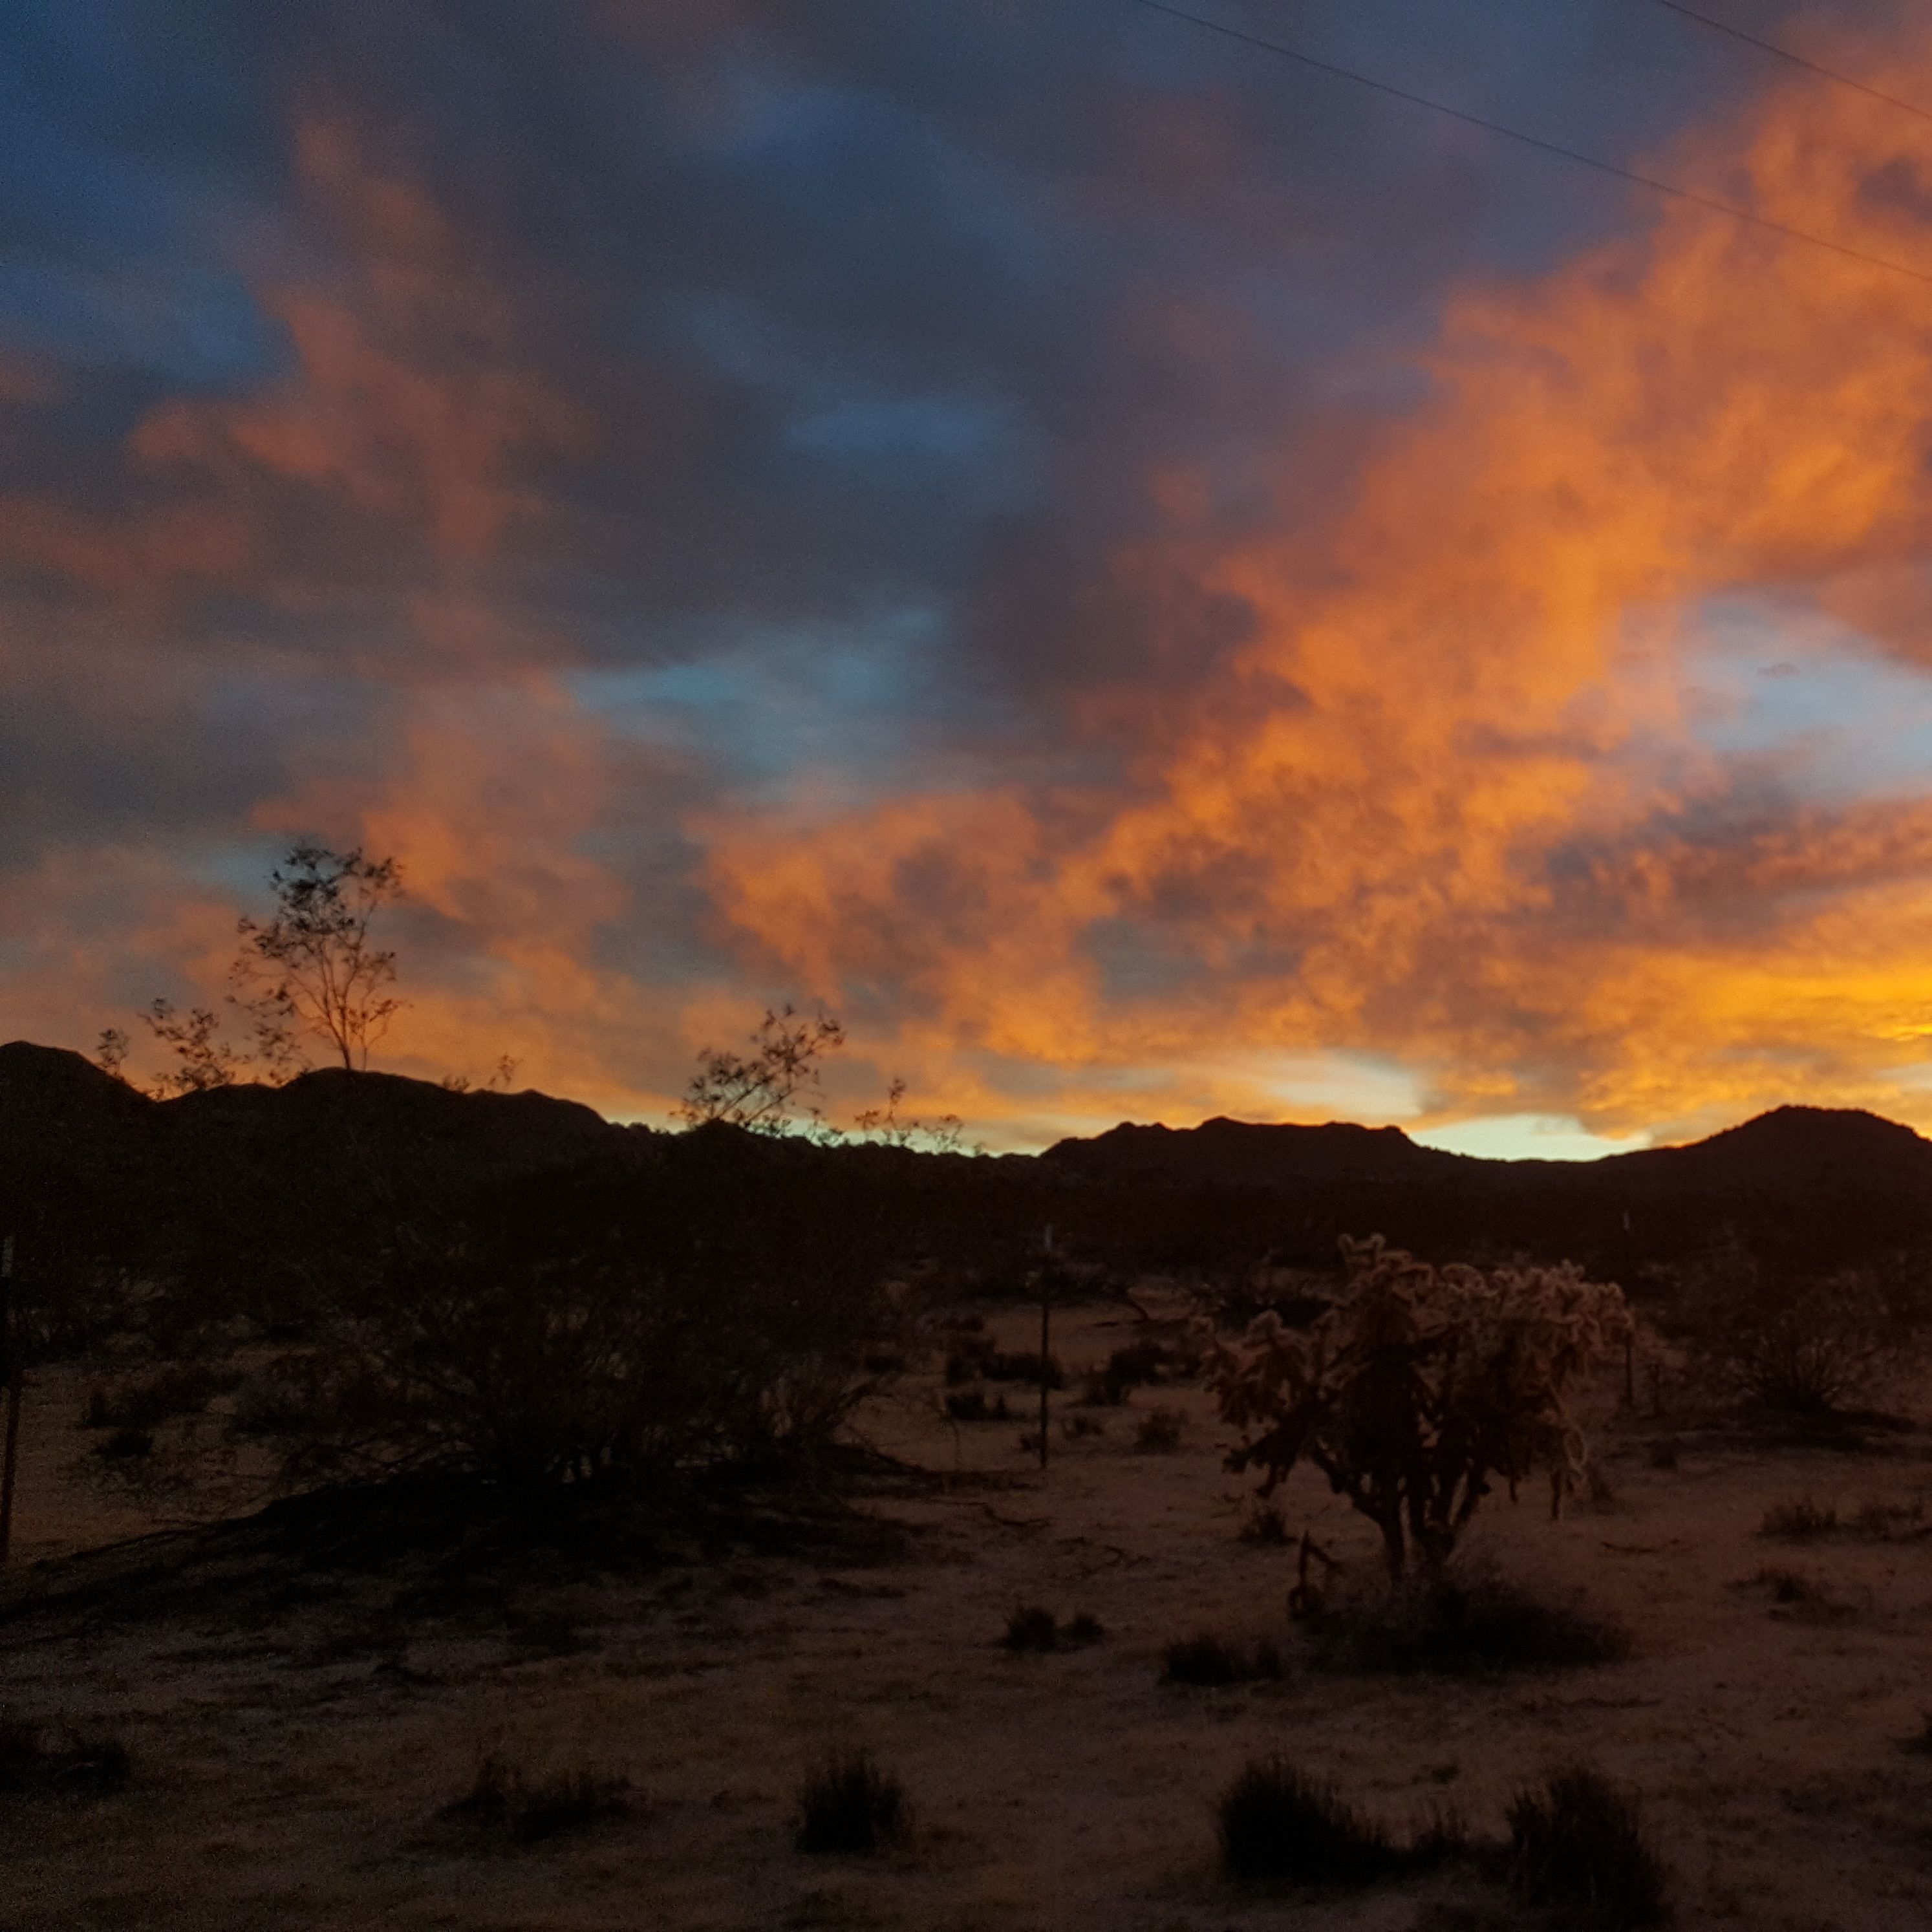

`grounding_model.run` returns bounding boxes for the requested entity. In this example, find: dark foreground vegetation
[1,1031,1928,1576]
